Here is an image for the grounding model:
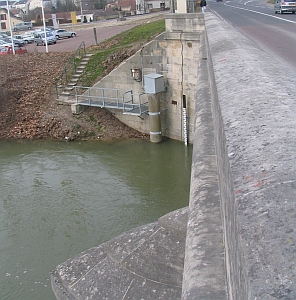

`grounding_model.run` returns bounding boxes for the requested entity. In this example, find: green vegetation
[78,19,166,87]
[89,114,96,122]
[111,19,166,46]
